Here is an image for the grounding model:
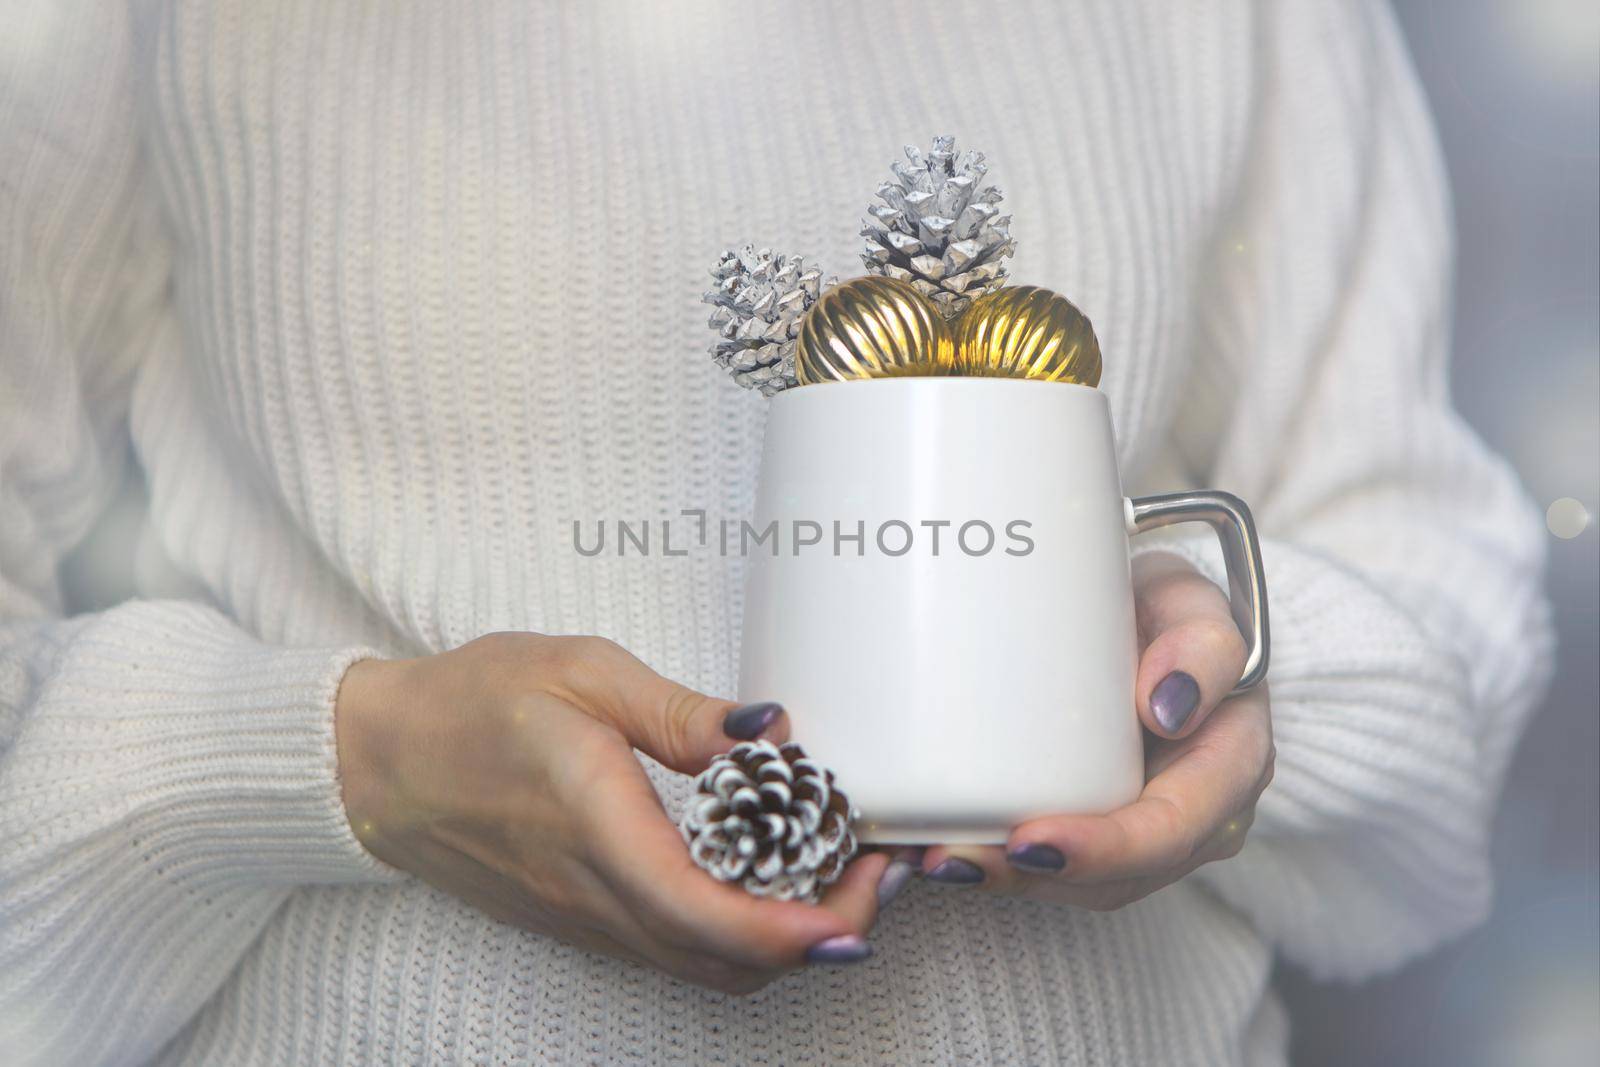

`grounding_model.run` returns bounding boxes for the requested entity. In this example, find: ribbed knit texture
[0,2,1551,1065]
